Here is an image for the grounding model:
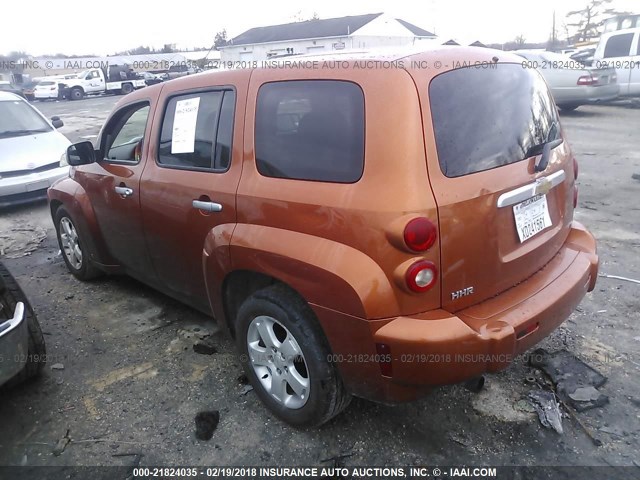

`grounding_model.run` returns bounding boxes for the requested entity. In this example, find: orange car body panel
[48,47,598,403]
